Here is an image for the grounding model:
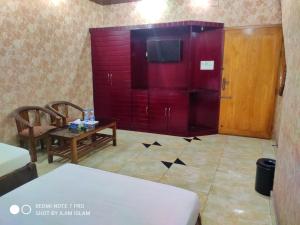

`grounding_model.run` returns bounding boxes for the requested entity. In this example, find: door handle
[222,77,230,91]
